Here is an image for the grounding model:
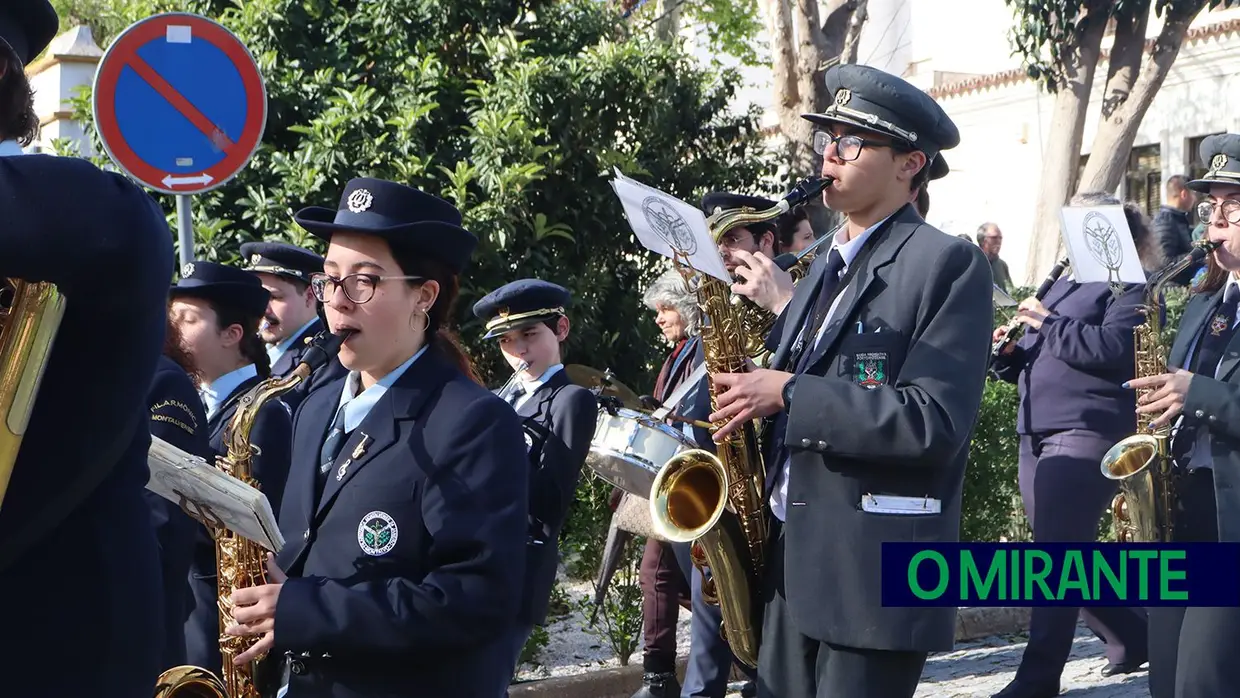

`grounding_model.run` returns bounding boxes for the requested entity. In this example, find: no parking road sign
[92,13,267,196]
